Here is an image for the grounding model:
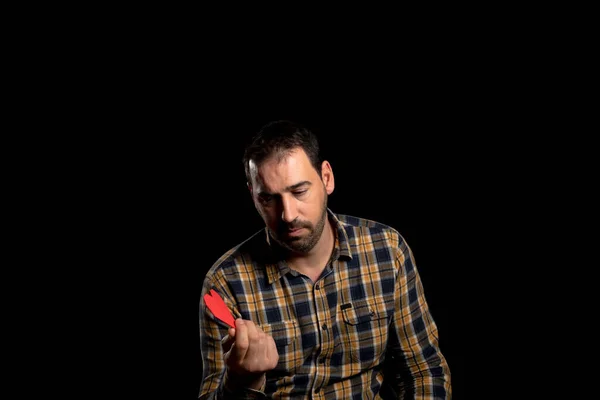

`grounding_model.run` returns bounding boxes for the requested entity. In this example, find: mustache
[279,220,310,230]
